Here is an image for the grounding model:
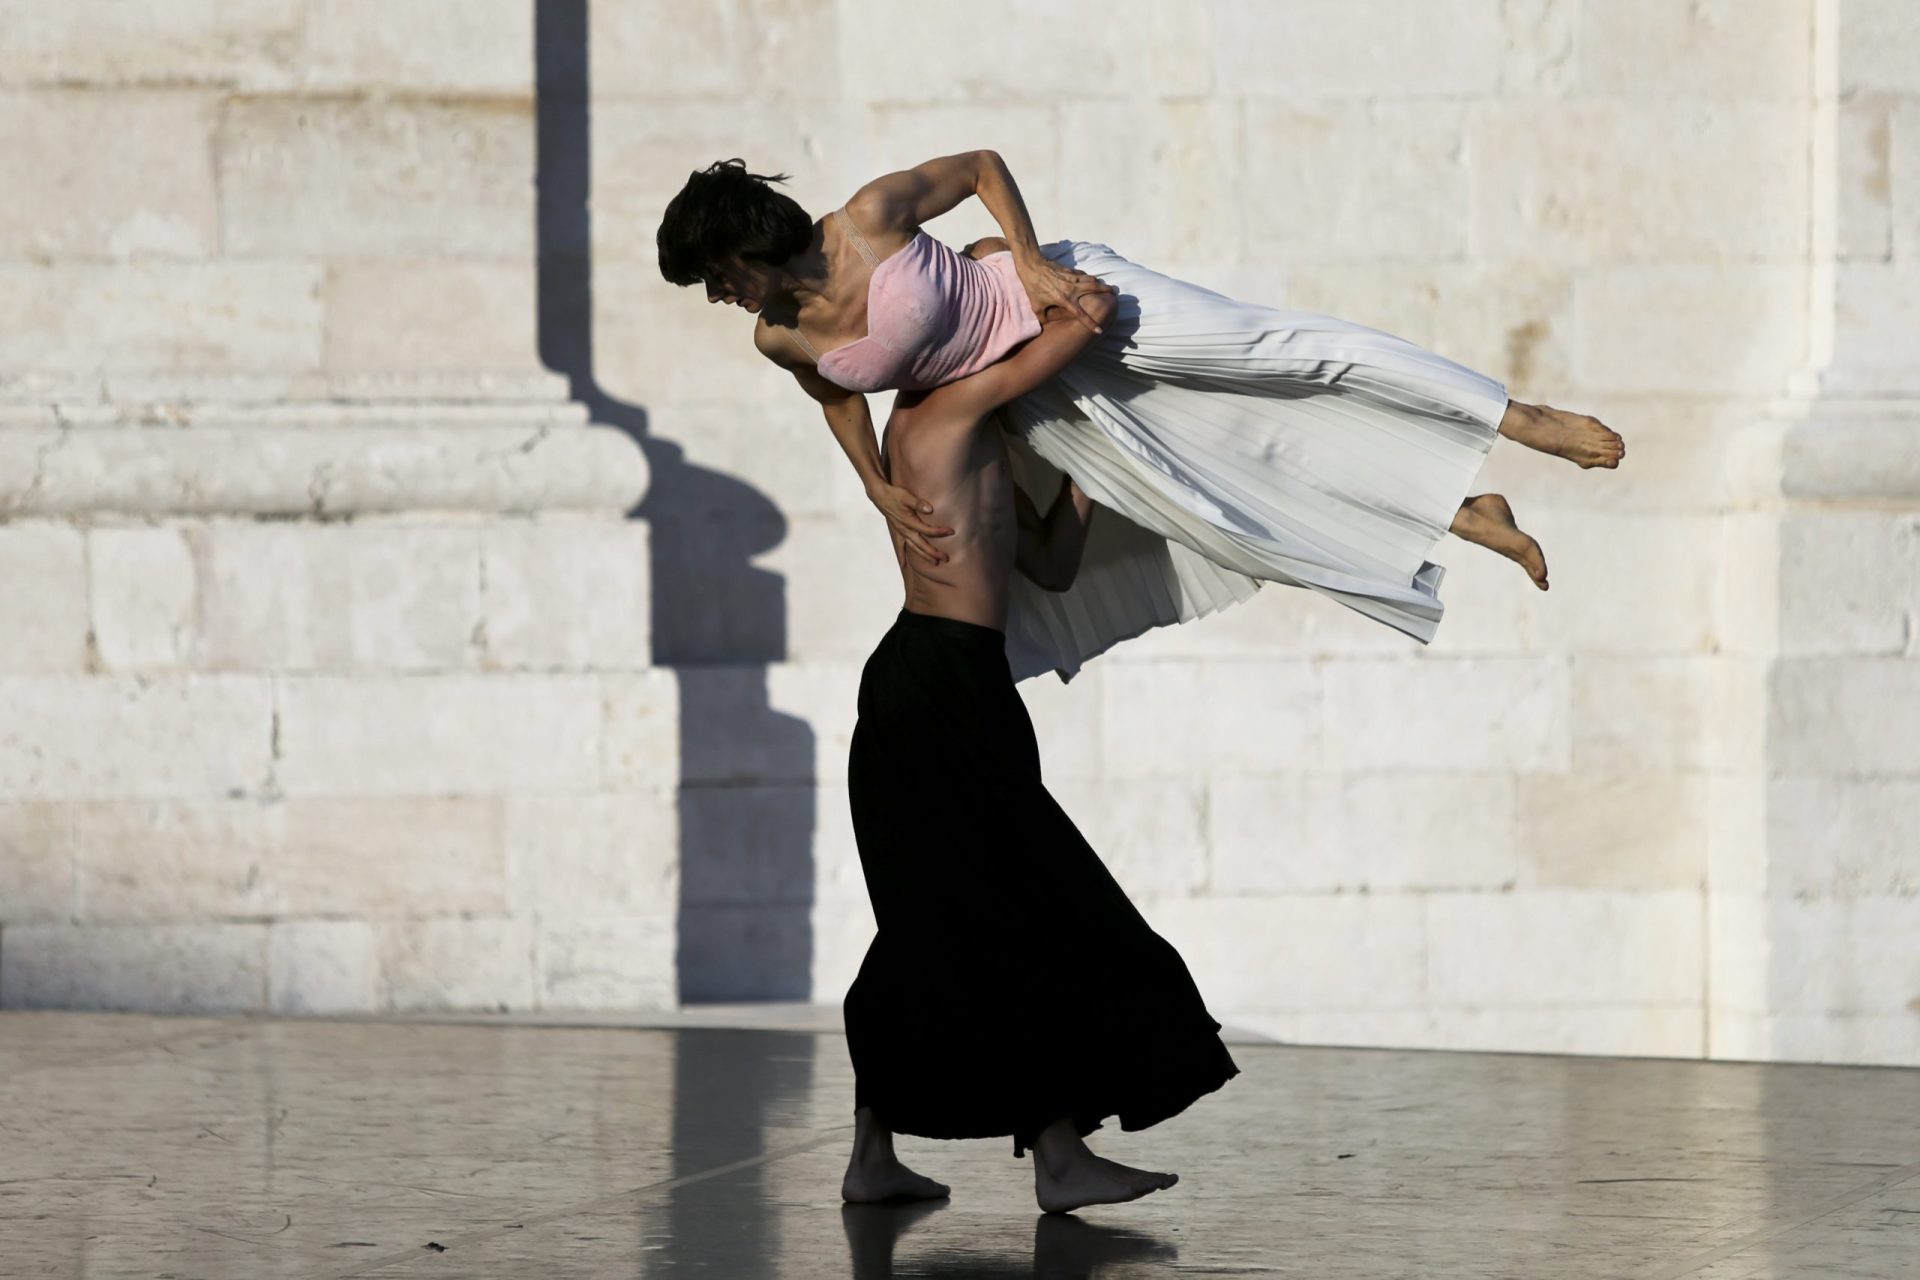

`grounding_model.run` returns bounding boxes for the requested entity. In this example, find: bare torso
[879,398,1018,631]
